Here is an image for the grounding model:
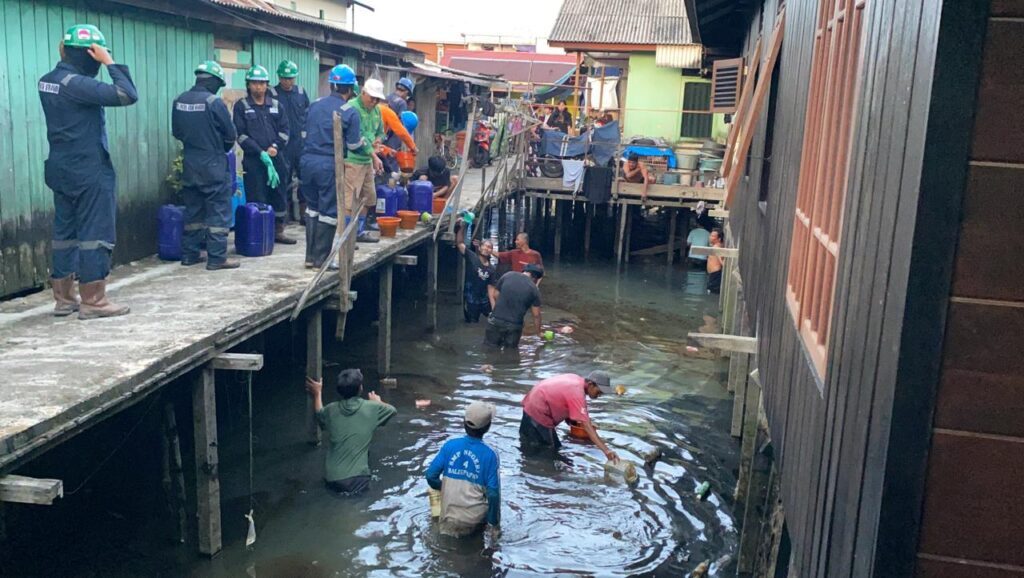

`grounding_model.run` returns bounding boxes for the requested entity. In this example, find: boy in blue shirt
[425,401,501,537]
